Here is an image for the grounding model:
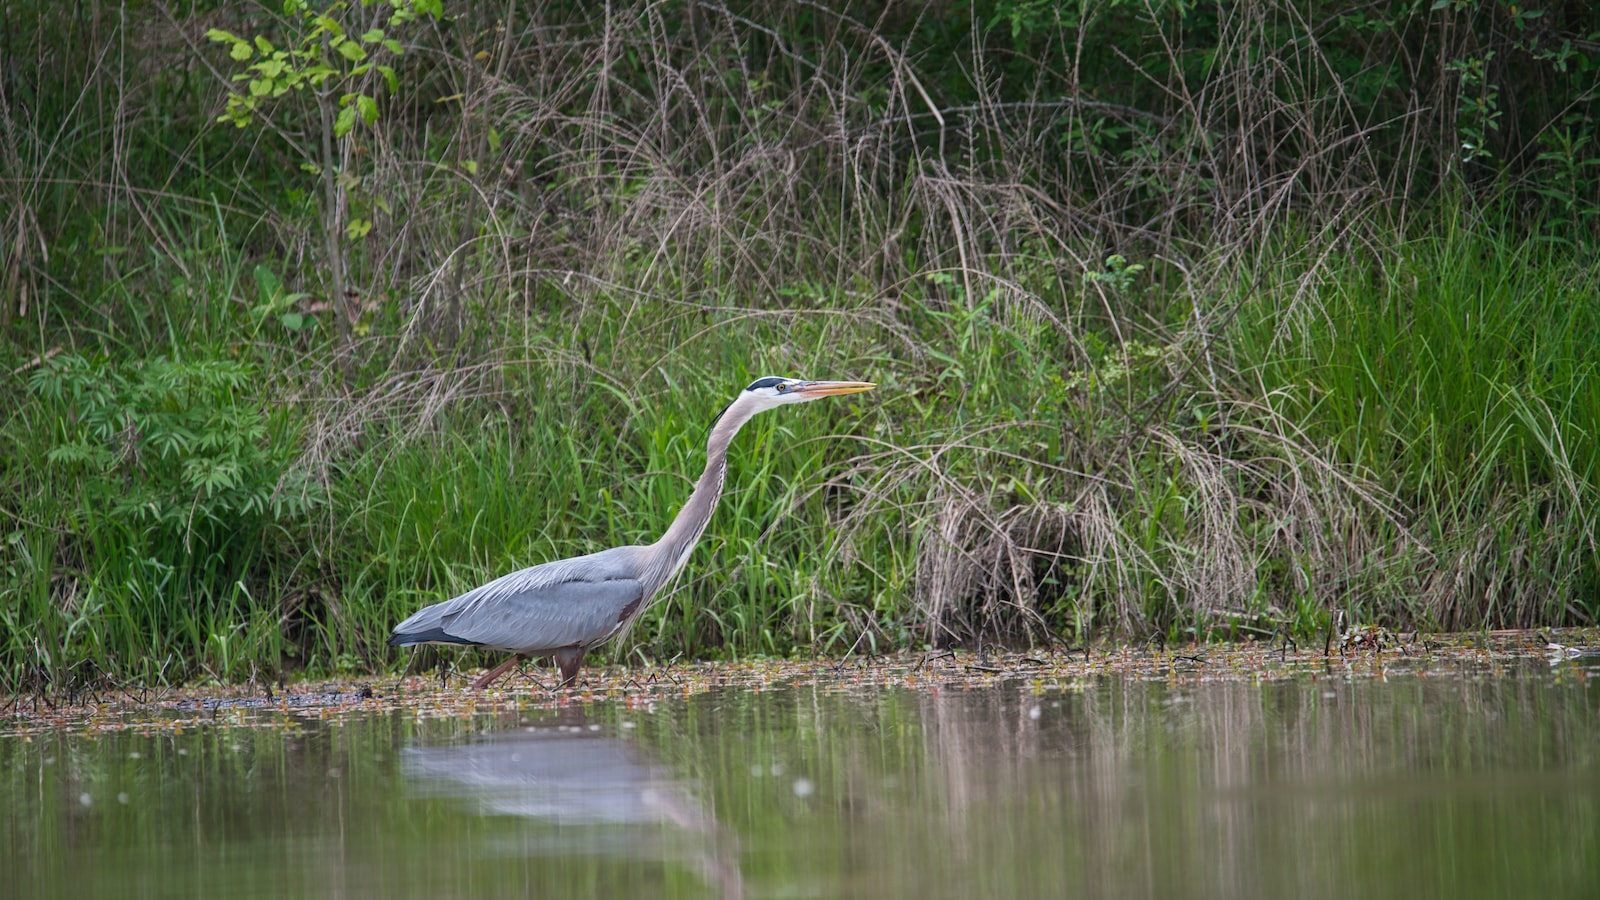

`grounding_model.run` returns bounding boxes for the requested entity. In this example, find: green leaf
[230,41,253,61]
[185,458,241,496]
[304,63,338,85]
[149,427,195,458]
[279,312,306,331]
[253,35,274,54]
[382,38,405,55]
[488,127,502,153]
[336,39,367,62]
[378,64,399,93]
[253,265,283,303]
[204,28,240,44]
[346,217,372,239]
[461,159,478,175]
[361,28,386,43]
[356,93,379,124]
[45,442,112,468]
[335,105,357,137]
